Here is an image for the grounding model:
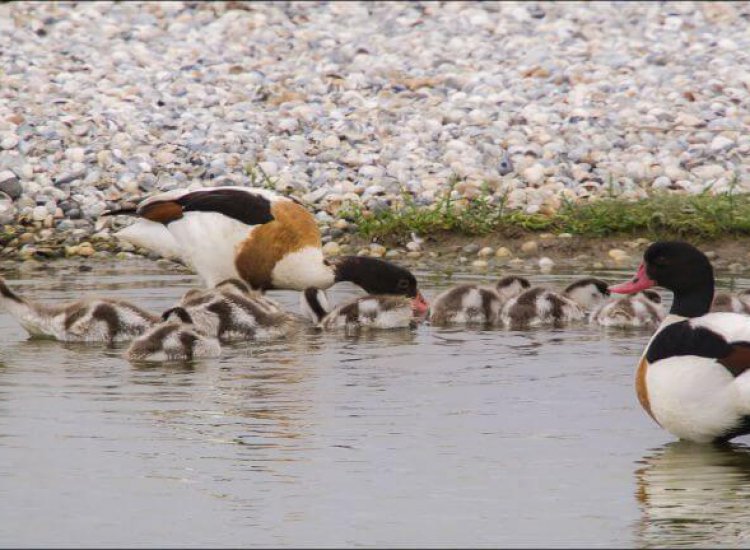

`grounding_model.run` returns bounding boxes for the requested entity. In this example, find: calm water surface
[2,261,750,548]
